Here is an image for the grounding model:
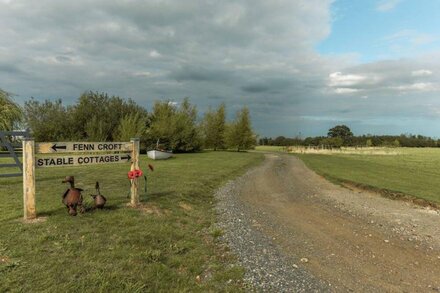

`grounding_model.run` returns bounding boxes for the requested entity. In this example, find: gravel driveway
[215,154,440,292]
